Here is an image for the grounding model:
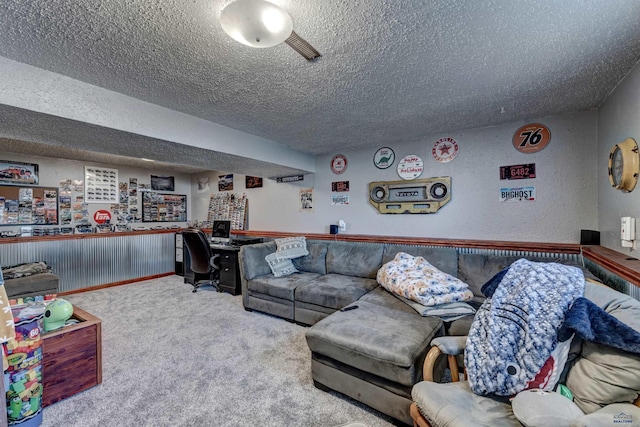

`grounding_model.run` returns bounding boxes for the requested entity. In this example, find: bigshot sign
[499,186,536,202]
